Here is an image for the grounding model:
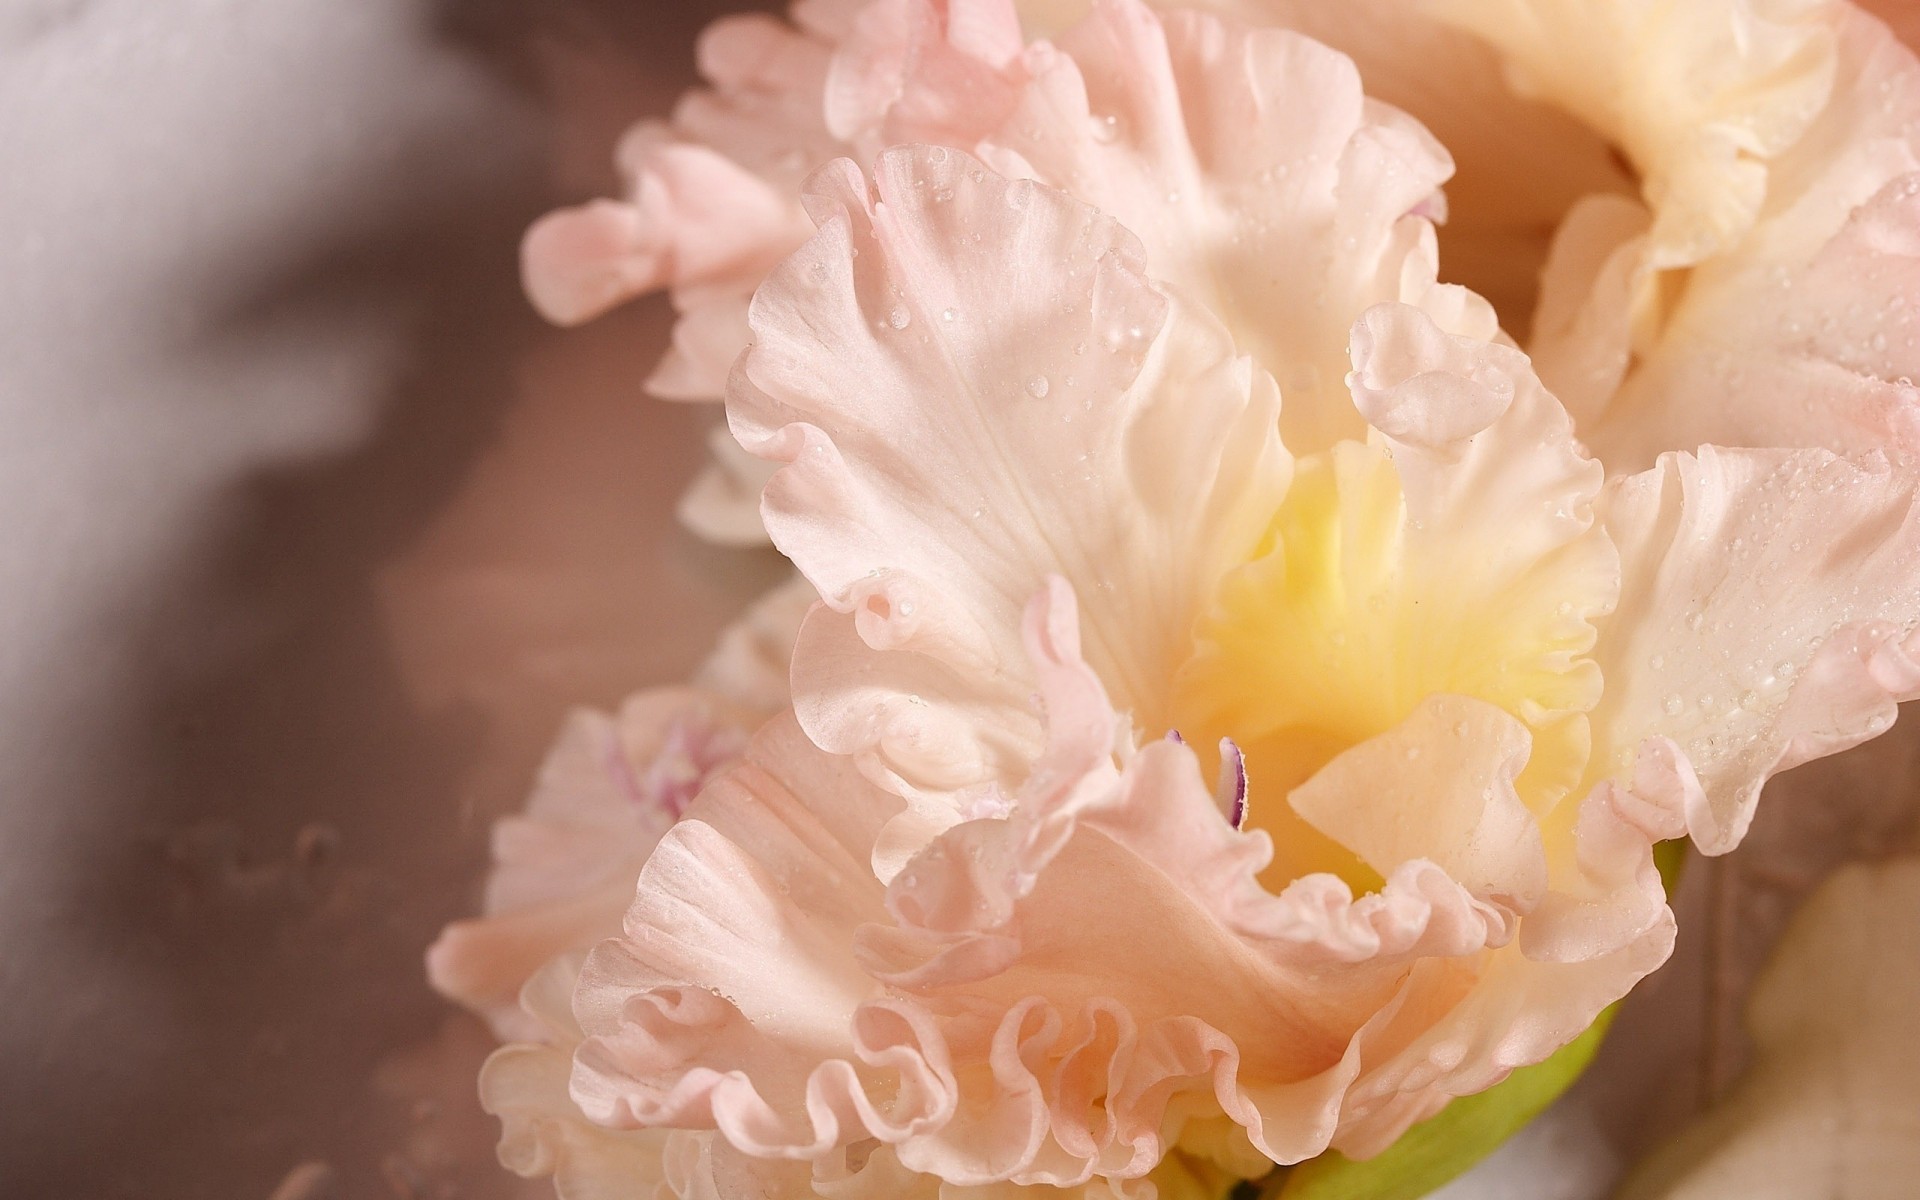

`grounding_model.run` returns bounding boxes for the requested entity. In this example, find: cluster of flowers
[430,0,1920,1196]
